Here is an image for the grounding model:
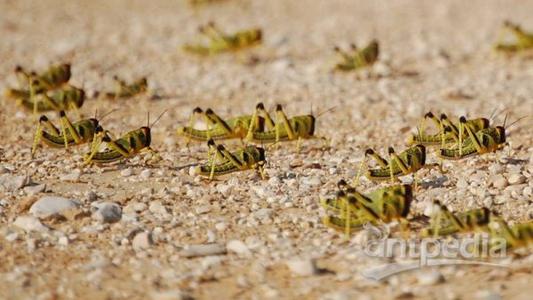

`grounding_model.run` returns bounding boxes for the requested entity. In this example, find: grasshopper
[194,139,266,181]
[245,104,331,152]
[354,144,442,188]
[6,82,85,114]
[489,218,533,250]
[84,111,166,164]
[31,110,110,158]
[333,40,379,71]
[439,116,507,160]
[105,76,148,99]
[421,200,491,237]
[408,112,490,147]
[494,20,533,53]
[183,22,262,56]
[321,180,412,235]
[14,63,71,92]
[176,103,271,144]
